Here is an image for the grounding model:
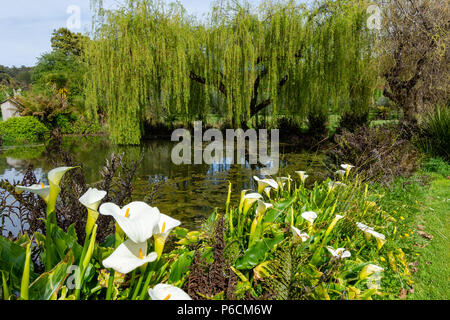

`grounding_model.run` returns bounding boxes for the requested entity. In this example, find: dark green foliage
[337,111,369,132]
[0,116,49,144]
[416,106,450,160]
[51,28,88,57]
[307,111,328,139]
